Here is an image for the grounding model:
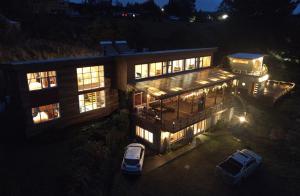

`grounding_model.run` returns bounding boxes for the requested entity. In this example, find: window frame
[78,90,106,113]
[31,103,60,124]
[135,64,148,79]
[76,65,104,92]
[27,71,57,91]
